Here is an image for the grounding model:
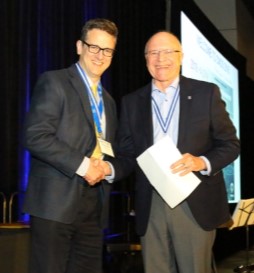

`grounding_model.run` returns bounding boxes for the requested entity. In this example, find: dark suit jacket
[23,64,117,228]
[110,76,240,236]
